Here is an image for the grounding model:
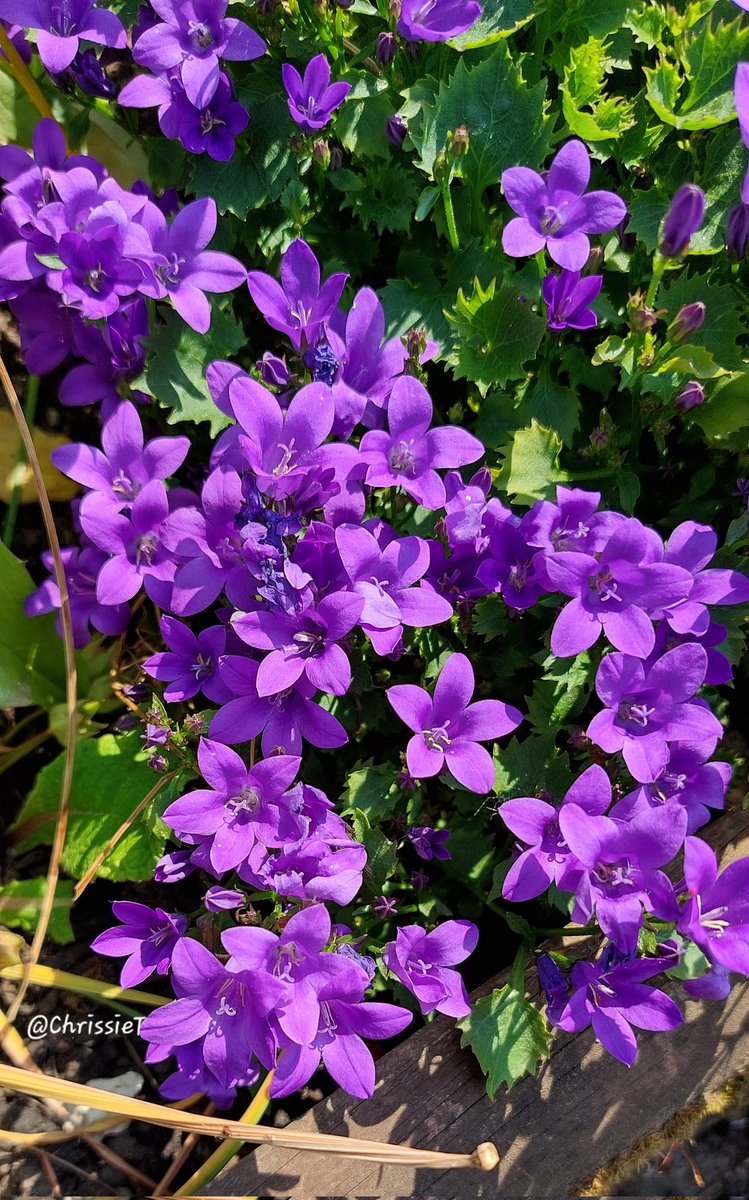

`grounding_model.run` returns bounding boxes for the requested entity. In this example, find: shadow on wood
[206,807,749,1199]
